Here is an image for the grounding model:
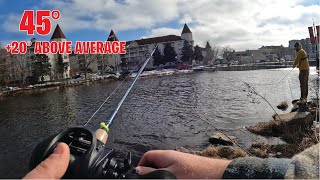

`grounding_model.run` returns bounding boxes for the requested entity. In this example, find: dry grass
[246,120,278,136]
[177,145,247,159]
[248,125,318,158]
